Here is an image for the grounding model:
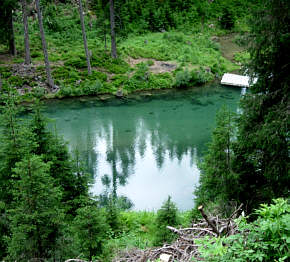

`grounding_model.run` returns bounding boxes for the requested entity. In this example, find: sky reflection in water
[44,84,242,211]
